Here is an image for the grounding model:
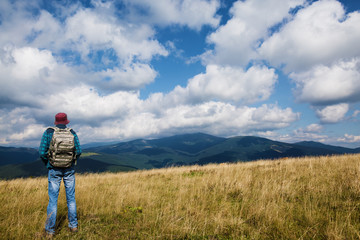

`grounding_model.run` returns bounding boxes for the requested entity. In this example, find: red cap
[54,112,70,125]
